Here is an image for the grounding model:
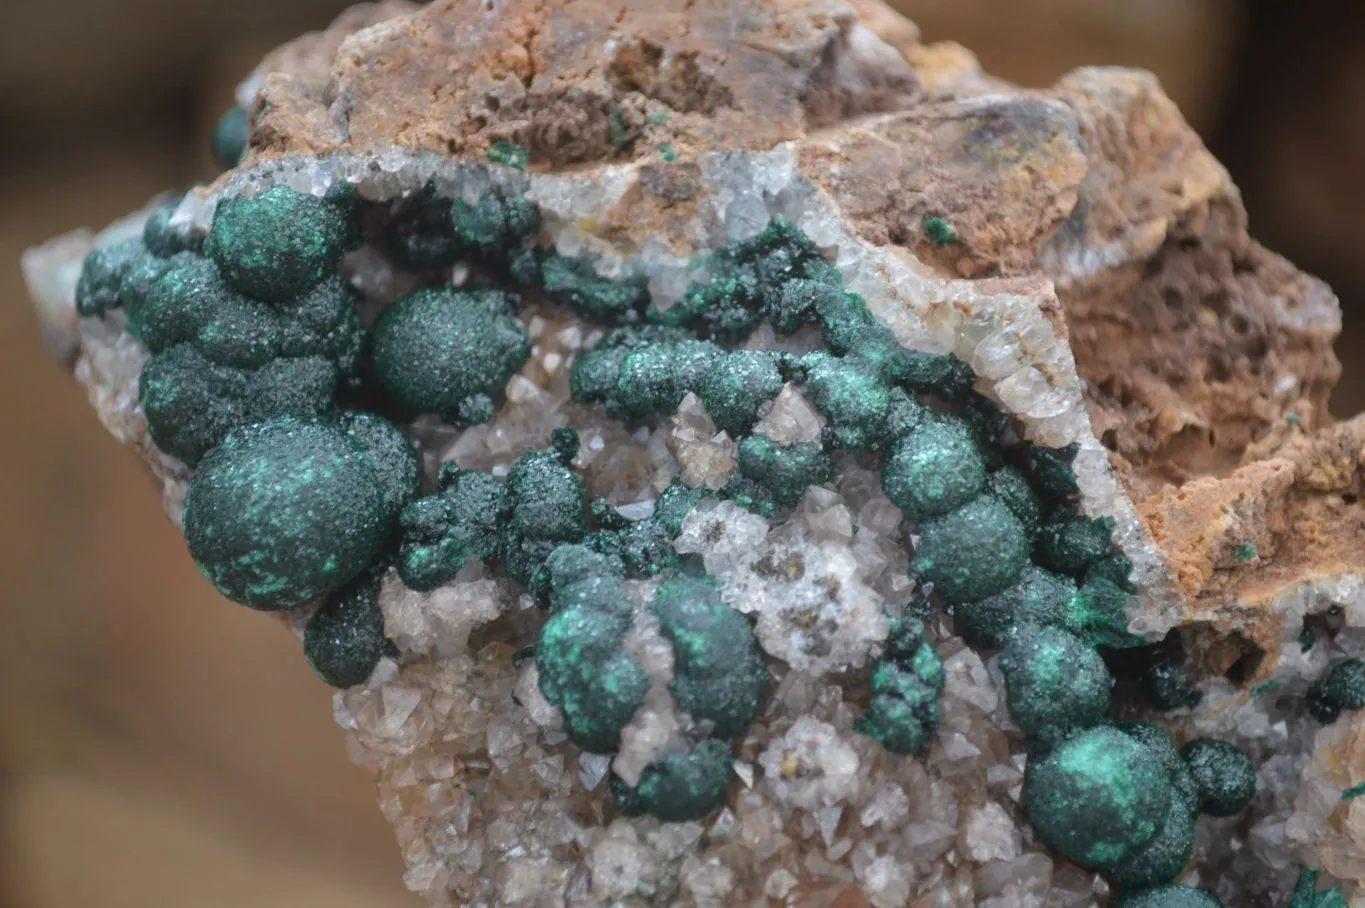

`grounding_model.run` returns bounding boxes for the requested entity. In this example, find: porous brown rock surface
[23,0,1365,905]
